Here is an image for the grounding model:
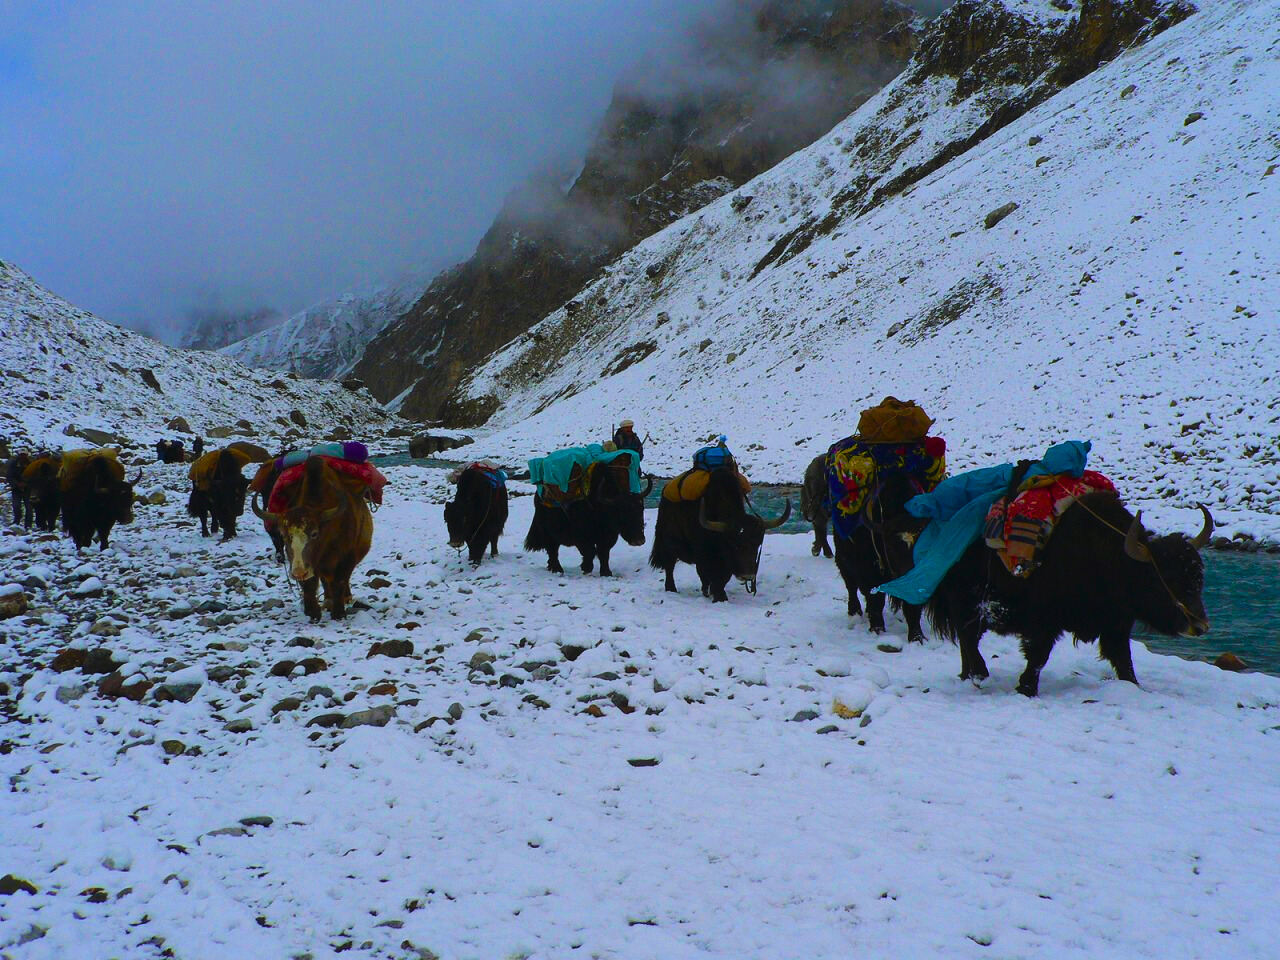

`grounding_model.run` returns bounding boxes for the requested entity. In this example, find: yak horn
[251,493,279,524]
[1123,511,1153,563]
[1190,502,1214,549]
[641,475,654,497]
[130,468,143,485]
[699,498,734,533]
[319,500,347,524]
[762,498,792,530]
